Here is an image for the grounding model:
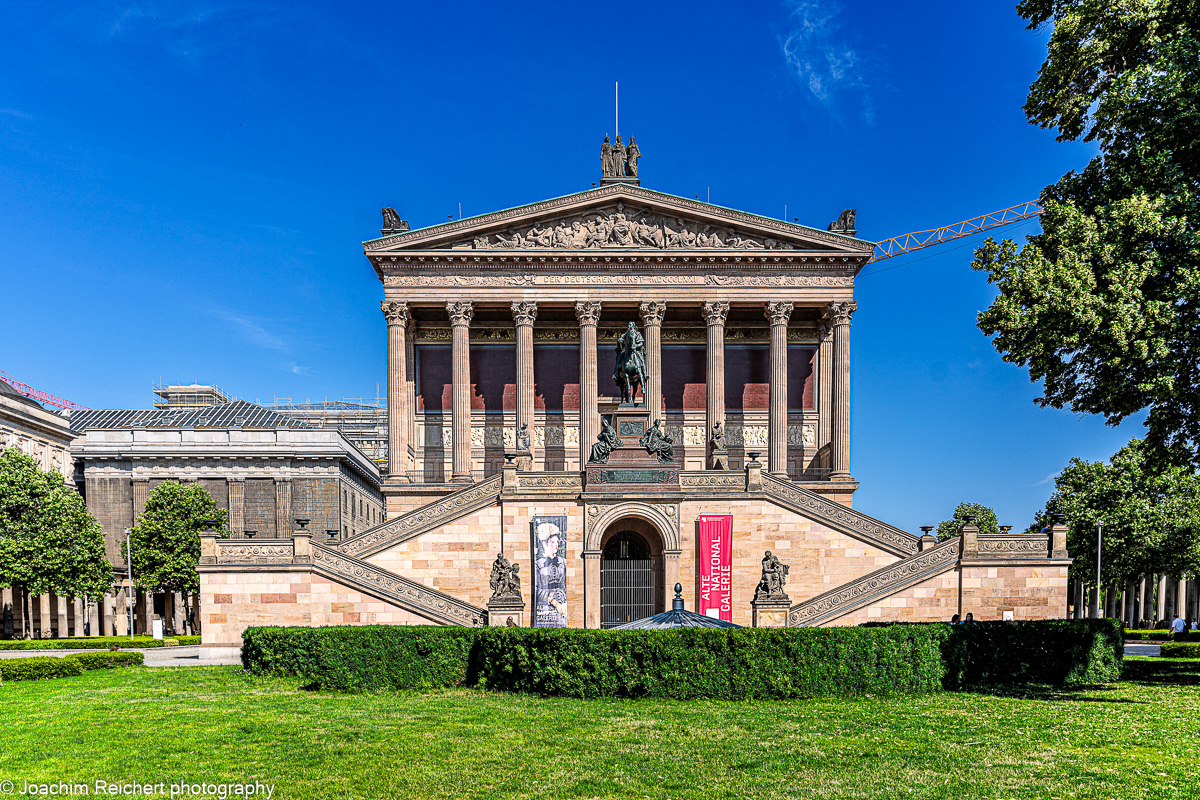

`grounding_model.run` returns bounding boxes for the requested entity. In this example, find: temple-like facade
[197,160,1071,658]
